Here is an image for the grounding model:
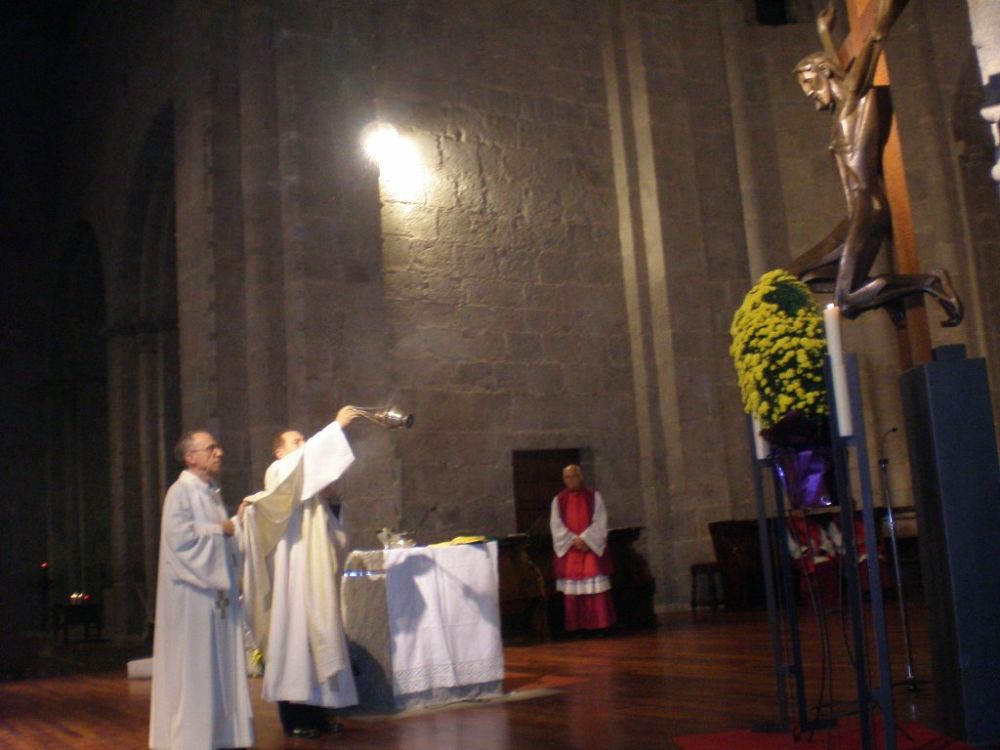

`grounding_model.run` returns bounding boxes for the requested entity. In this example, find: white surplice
[240,420,358,707]
[550,490,611,595]
[149,470,254,750]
